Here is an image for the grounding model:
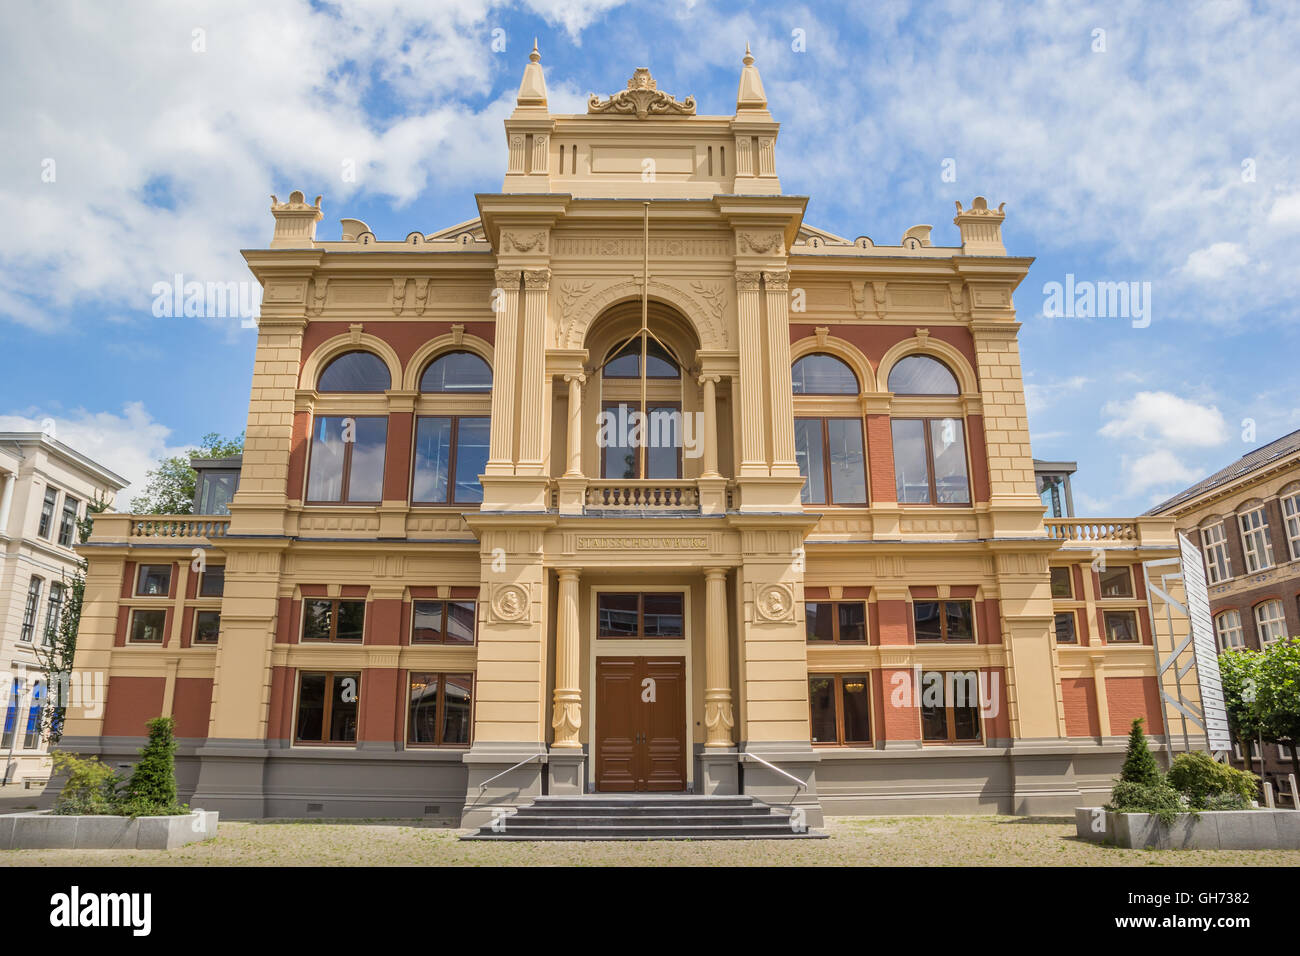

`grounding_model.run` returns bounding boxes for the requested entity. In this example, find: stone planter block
[1075,807,1300,850]
[0,809,219,850]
